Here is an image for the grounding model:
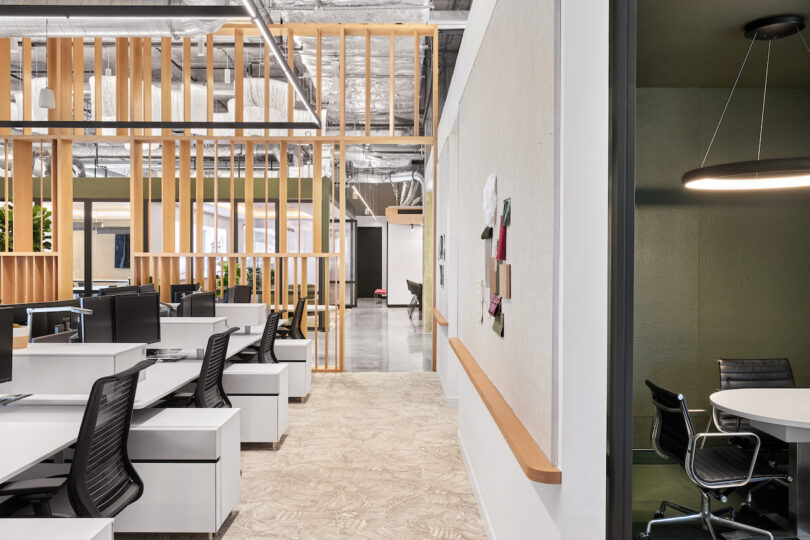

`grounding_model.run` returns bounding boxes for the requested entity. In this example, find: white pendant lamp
[38,21,55,110]
[9,38,19,54]
[197,35,205,57]
[683,15,810,190]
